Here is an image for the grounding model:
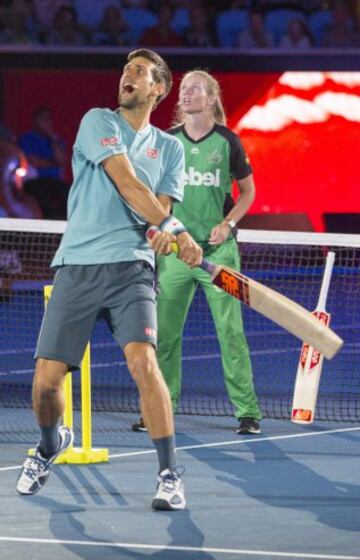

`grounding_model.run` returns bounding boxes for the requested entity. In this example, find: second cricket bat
[292,251,336,424]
